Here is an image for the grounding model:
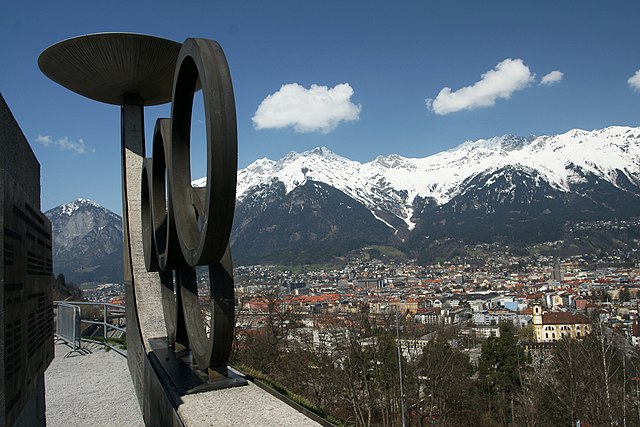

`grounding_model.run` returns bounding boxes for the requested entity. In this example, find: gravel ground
[45,342,320,426]
[45,342,144,427]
